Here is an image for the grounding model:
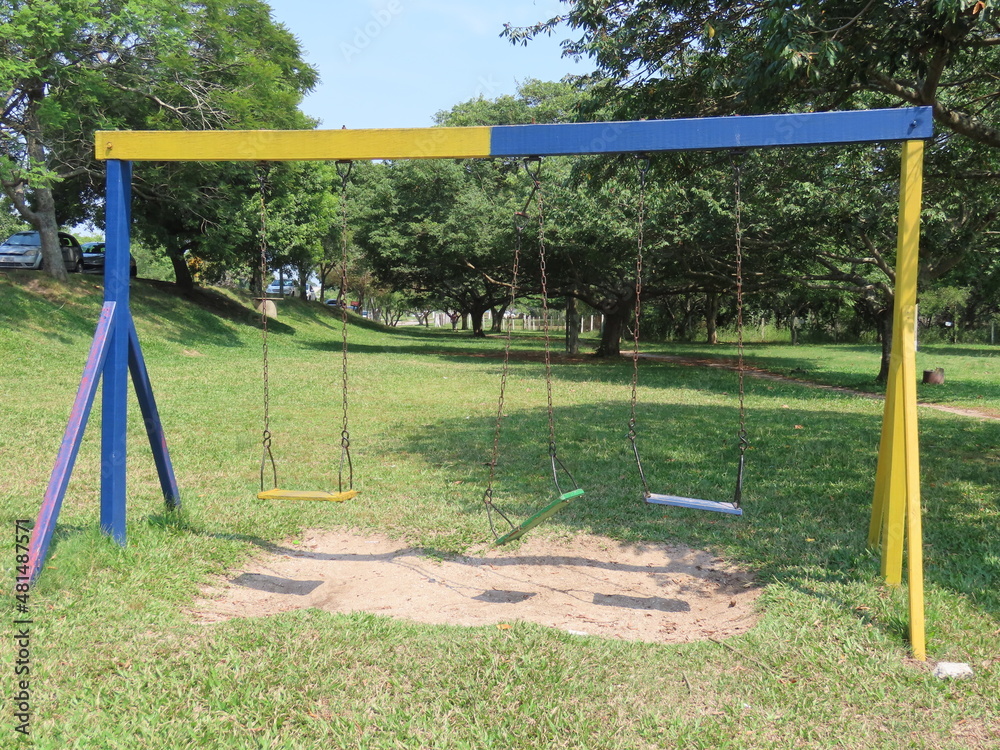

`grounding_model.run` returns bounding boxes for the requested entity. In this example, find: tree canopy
[0,0,316,279]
